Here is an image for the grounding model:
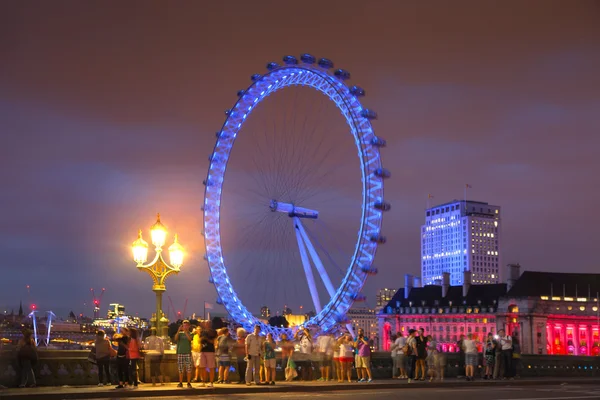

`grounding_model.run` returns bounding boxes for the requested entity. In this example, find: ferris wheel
[202,54,390,337]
